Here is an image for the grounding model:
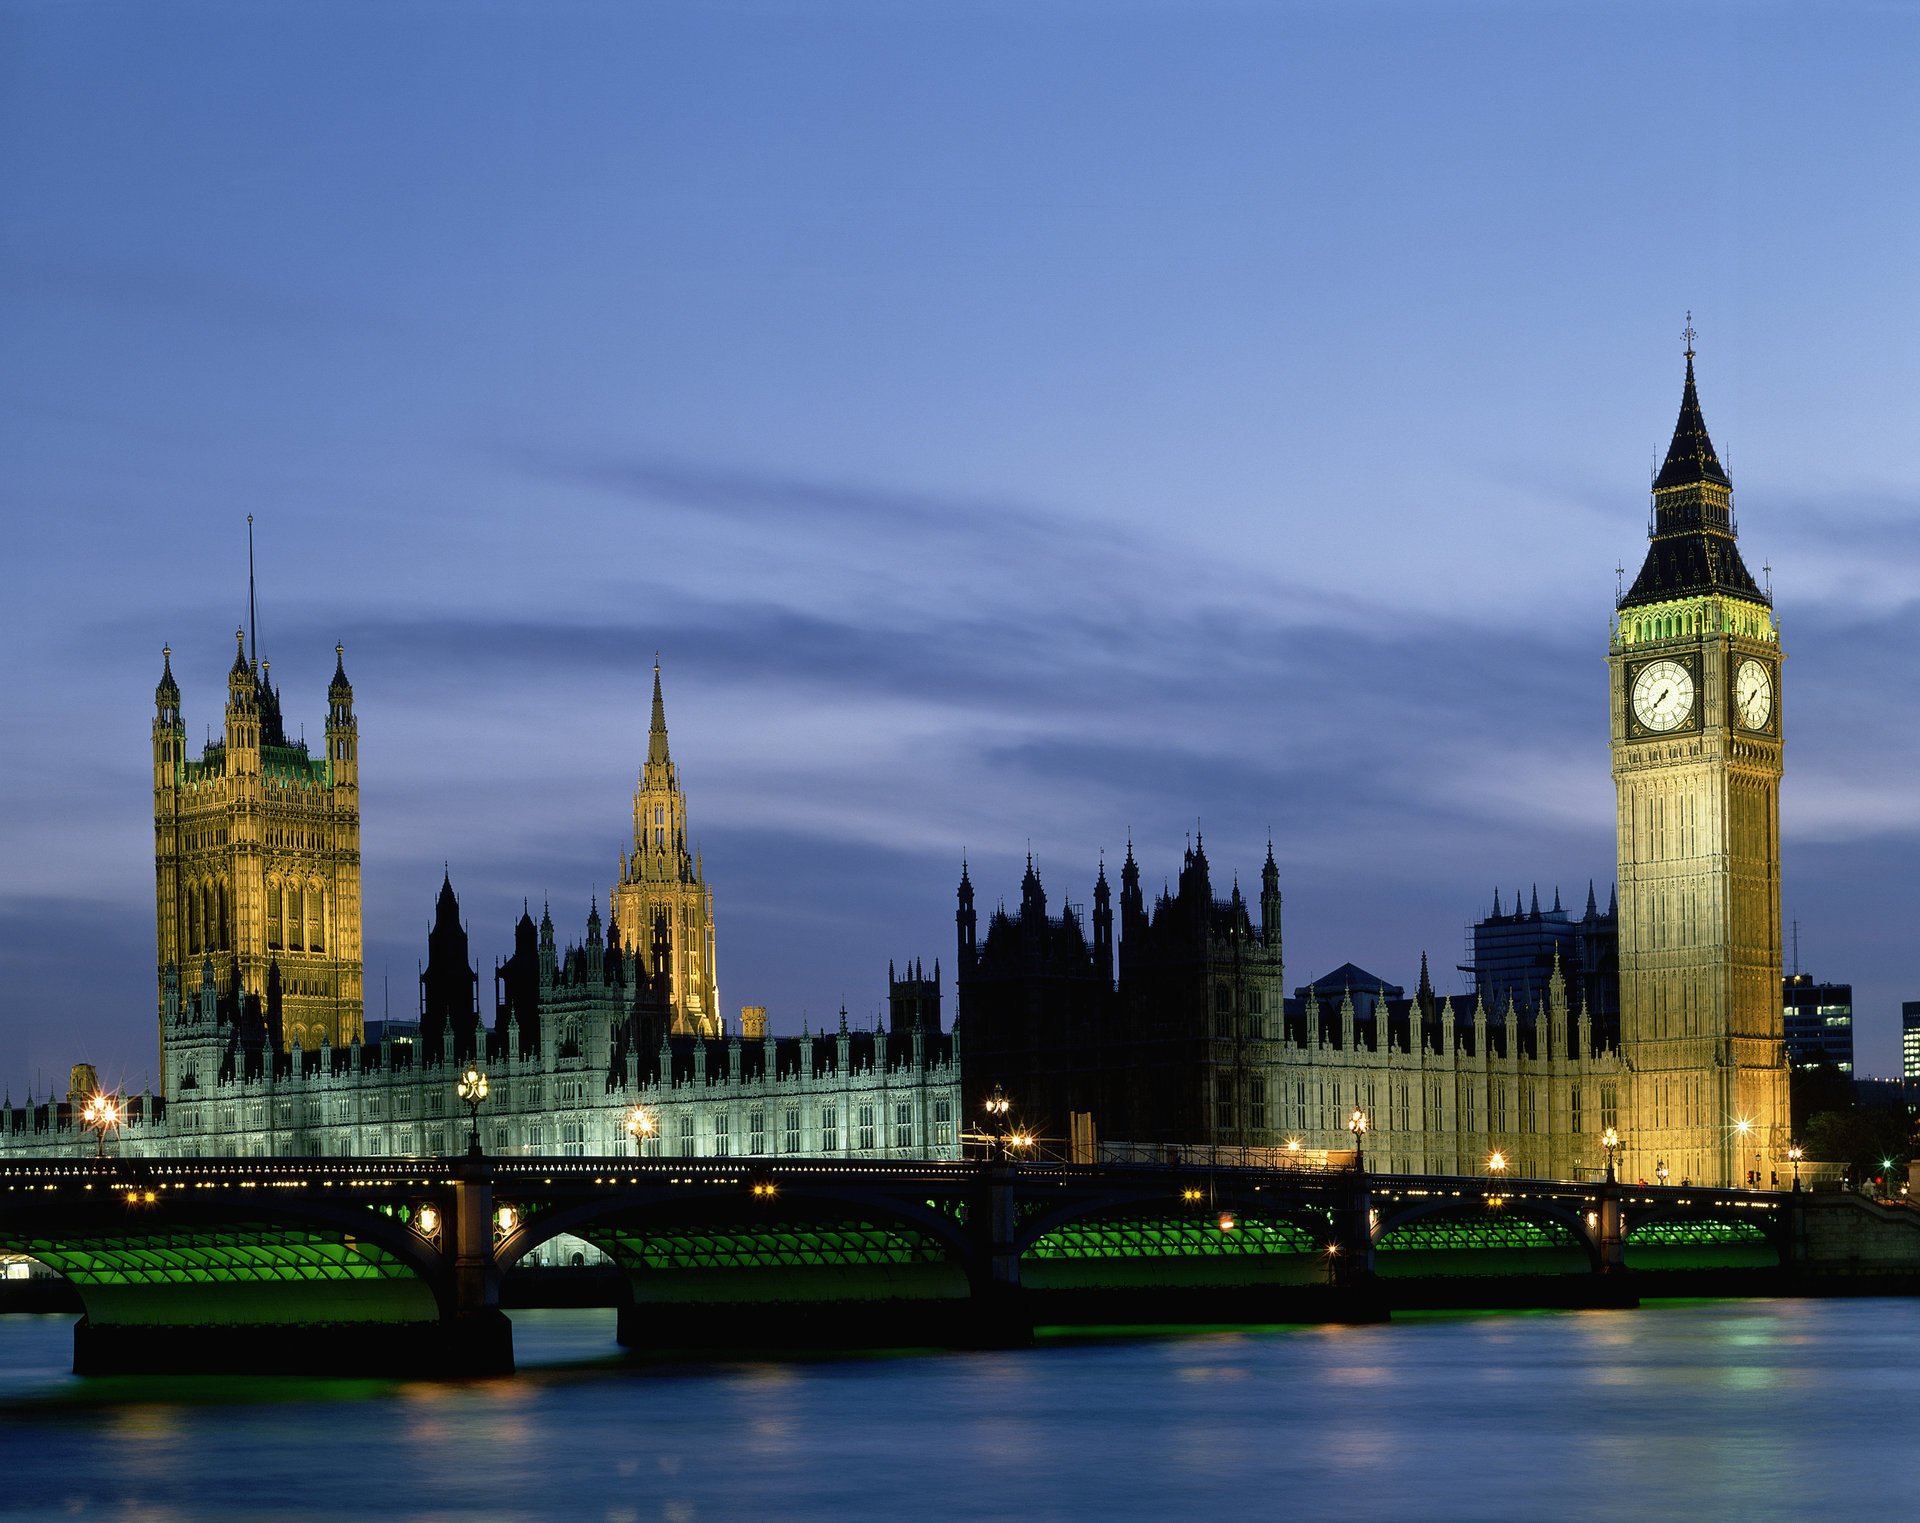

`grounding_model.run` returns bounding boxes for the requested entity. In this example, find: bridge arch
[0,1186,459,1350]
[1622,1202,1783,1270]
[493,1175,980,1317]
[1372,1195,1601,1277]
